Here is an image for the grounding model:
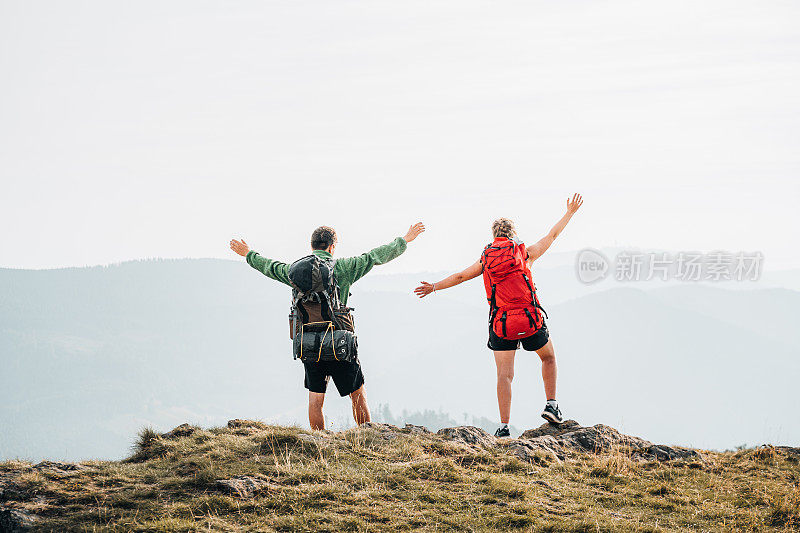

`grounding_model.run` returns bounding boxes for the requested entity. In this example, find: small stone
[296,433,321,444]
[161,424,198,439]
[648,444,699,461]
[32,461,89,477]
[227,419,267,430]
[0,508,36,532]
[503,437,564,462]
[362,422,401,432]
[359,422,401,440]
[215,476,275,498]
[404,424,431,435]
[777,446,800,456]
